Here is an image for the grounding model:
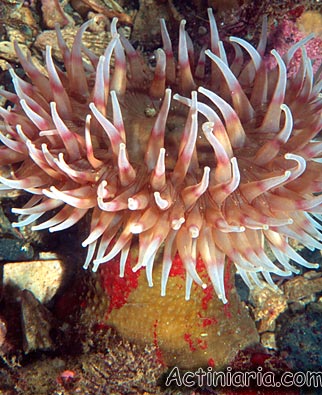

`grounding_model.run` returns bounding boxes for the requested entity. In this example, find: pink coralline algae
[267,17,322,75]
